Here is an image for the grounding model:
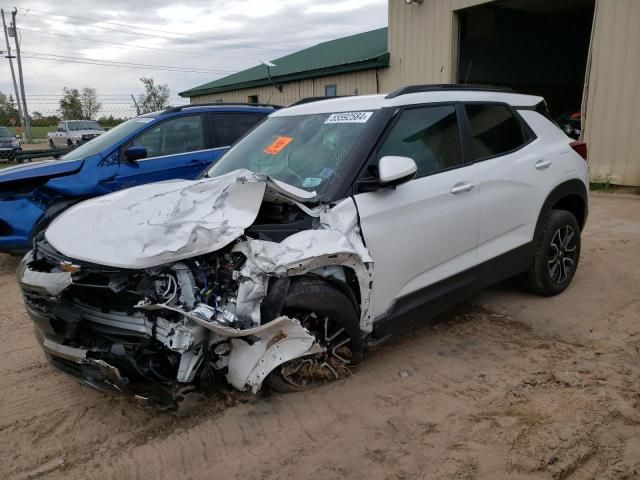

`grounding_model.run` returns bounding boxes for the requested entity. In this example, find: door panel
[478,111,577,262]
[356,169,480,318]
[466,107,575,263]
[354,104,480,318]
